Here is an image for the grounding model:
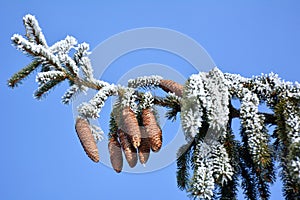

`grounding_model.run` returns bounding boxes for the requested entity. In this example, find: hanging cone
[142,108,162,152]
[75,117,99,162]
[159,79,183,97]
[108,135,123,173]
[121,106,141,149]
[118,129,138,168]
[138,127,151,164]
